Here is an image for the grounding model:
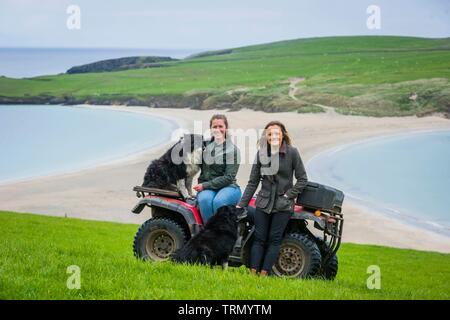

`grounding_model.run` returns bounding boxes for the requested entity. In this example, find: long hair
[258,120,292,149]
